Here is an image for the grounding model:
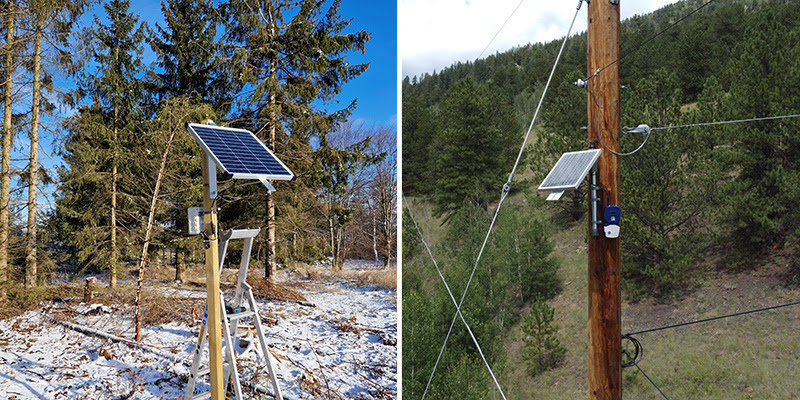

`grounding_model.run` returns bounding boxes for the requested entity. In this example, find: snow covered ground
[0,261,397,399]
